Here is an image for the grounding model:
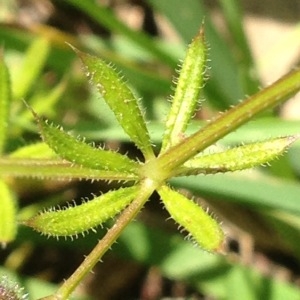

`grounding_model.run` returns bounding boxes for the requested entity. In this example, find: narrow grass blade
[13,38,50,100]
[218,0,259,94]
[0,52,11,153]
[66,0,176,67]
[171,173,300,214]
